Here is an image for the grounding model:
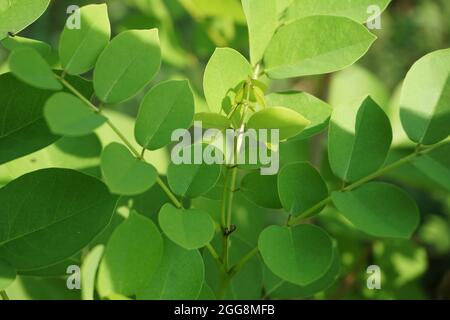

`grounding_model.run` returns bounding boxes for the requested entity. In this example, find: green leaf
[247,107,310,141]
[266,92,332,140]
[158,203,215,250]
[0,0,50,40]
[101,142,157,196]
[81,245,104,300]
[285,0,391,24]
[9,47,61,90]
[0,168,118,270]
[0,73,59,165]
[194,112,231,130]
[137,239,204,300]
[197,283,216,300]
[258,224,334,286]
[240,172,281,209]
[59,4,111,75]
[2,36,53,61]
[328,96,392,182]
[97,211,163,297]
[135,80,195,150]
[264,16,376,79]
[167,144,222,198]
[94,29,161,104]
[263,243,340,299]
[203,48,252,113]
[278,162,328,217]
[242,0,278,65]
[44,92,106,136]
[400,49,450,145]
[0,259,16,290]
[331,182,420,238]
[412,142,450,191]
